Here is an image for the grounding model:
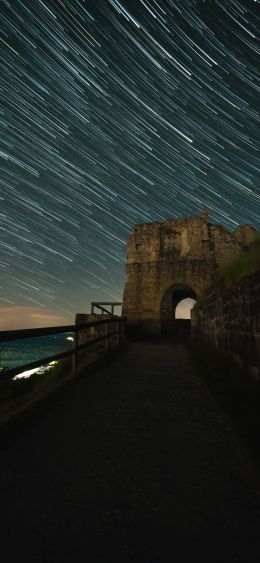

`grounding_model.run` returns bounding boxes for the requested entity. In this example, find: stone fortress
[122,211,257,336]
